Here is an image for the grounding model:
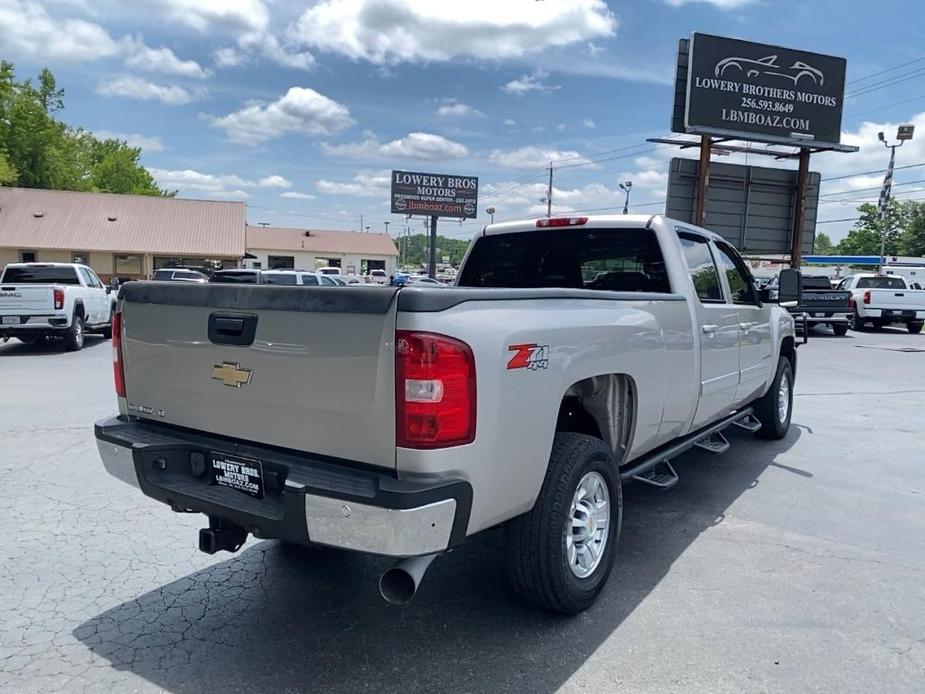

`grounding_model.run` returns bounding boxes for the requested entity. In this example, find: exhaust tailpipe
[378,553,439,605]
